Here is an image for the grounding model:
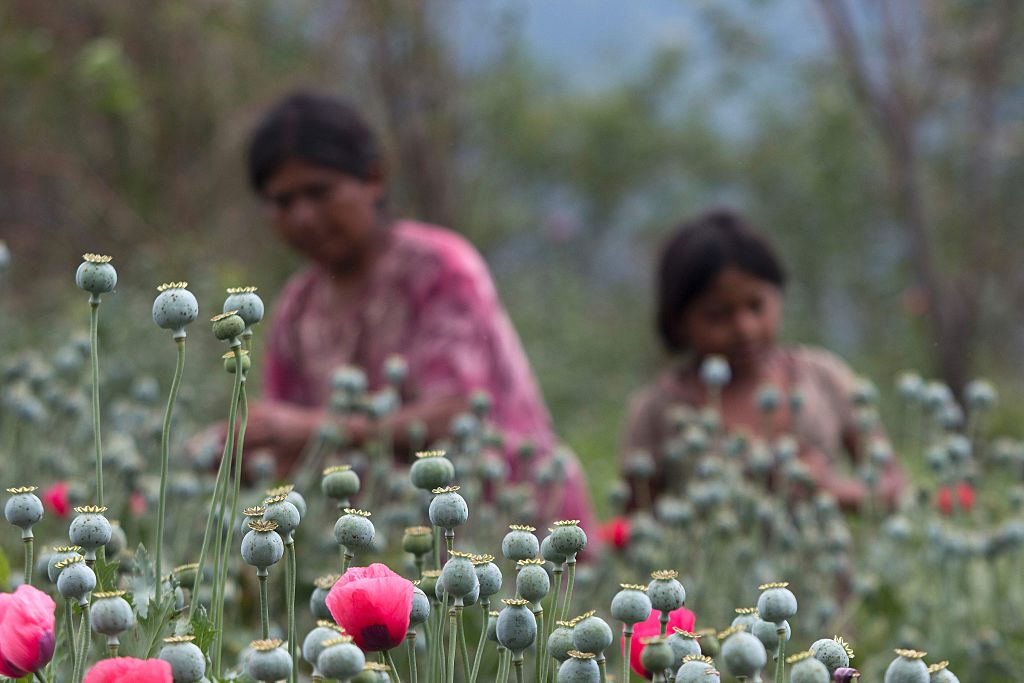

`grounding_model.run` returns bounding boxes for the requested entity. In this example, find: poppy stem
[89,301,104,510]
[23,536,33,587]
[383,648,401,683]
[598,656,608,683]
[258,573,270,639]
[496,645,509,683]
[406,631,418,683]
[341,550,353,575]
[512,652,524,683]
[64,599,78,666]
[623,626,633,683]
[774,625,786,683]
[434,591,449,682]
[447,606,457,683]
[533,607,544,683]
[469,602,488,683]
[286,542,297,683]
[433,526,441,570]
[560,559,576,622]
[456,605,471,680]
[548,568,563,643]
[156,337,186,603]
[72,602,90,683]
[34,671,49,683]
